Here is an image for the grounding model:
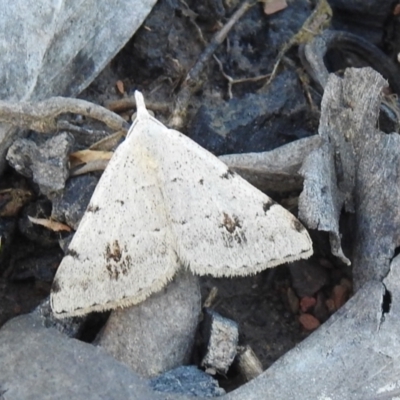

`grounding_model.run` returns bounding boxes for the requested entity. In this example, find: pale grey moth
[50,92,313,318]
